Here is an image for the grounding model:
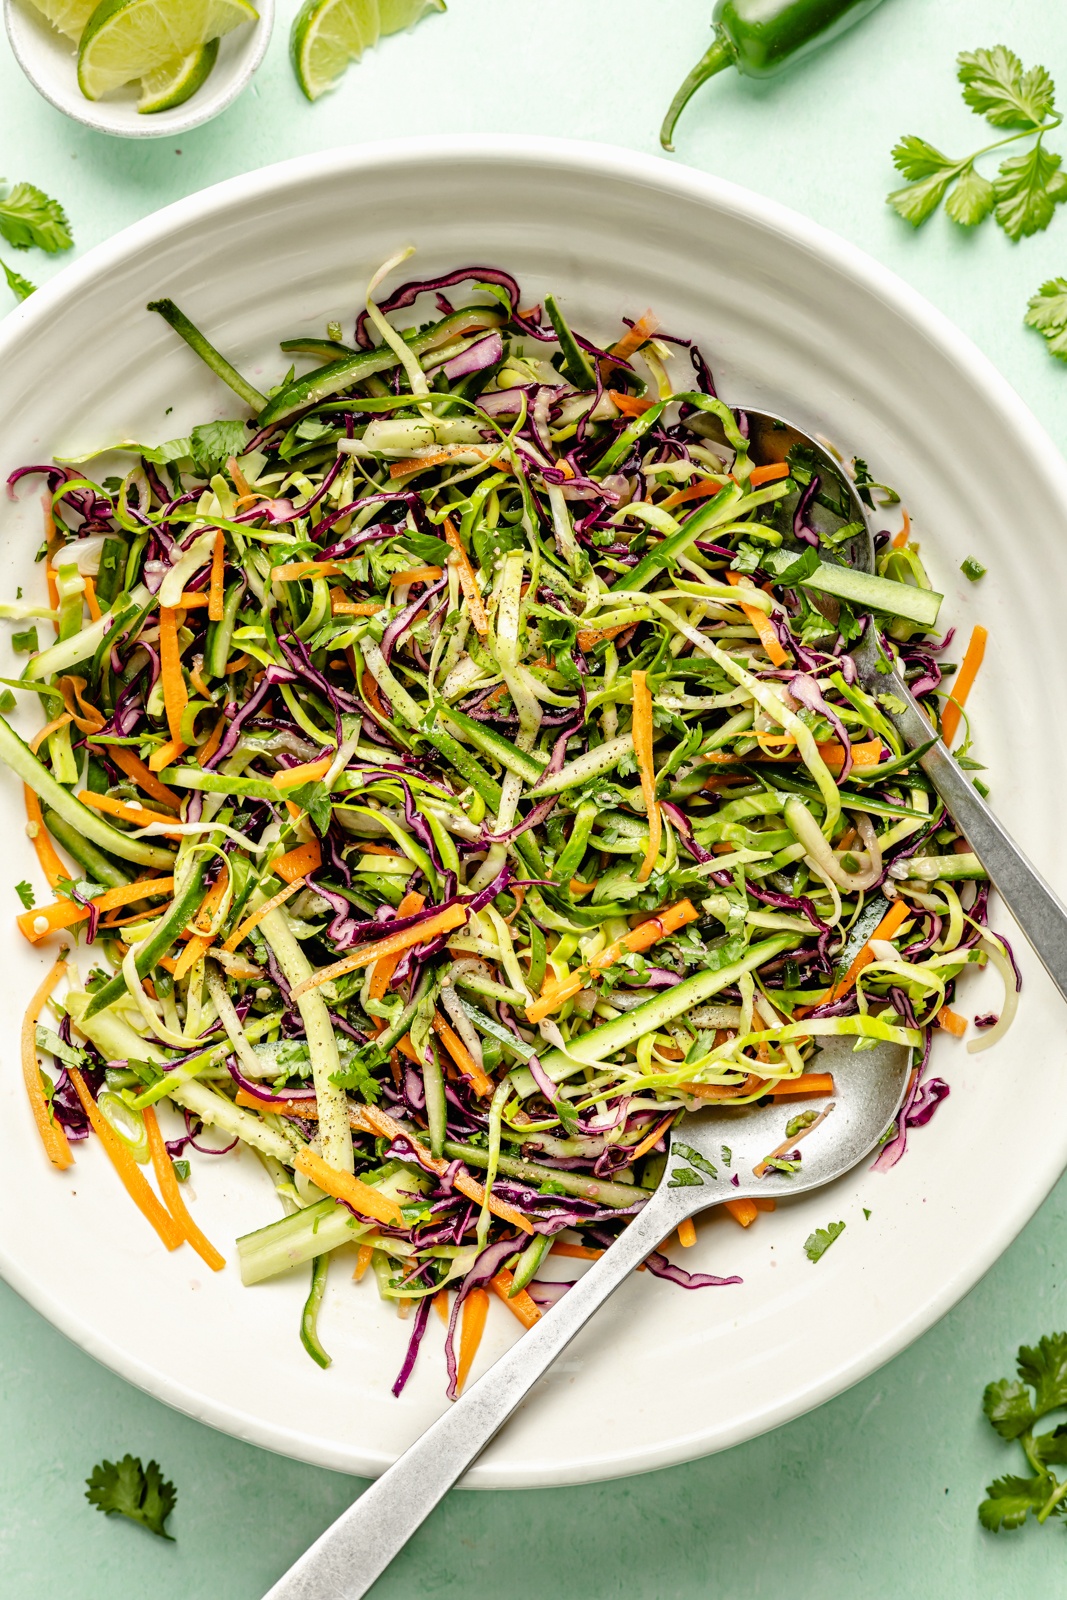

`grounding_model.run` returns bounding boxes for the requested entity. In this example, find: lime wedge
[138,38,219,112]
[291,0,443,101]
[378,0,443,33]
[77,0,258,100]
[20,0,97,42]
